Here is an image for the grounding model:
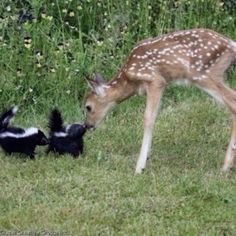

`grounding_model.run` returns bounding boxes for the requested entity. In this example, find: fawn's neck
[106,71,141,103]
